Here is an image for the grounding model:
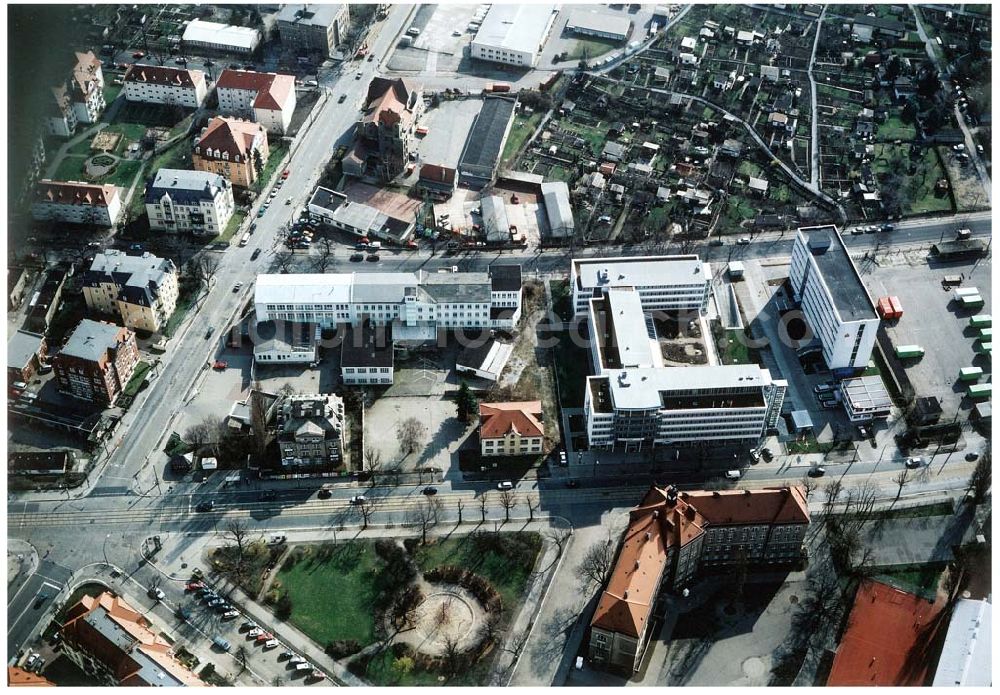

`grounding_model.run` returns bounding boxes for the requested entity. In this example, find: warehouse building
[182,19,260,55]
[470,4,558,68]
[570,255,712,317]
[565,10,632,41]
[541,181,574,238]
[789,226,880,373]
[458,96,517,189]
